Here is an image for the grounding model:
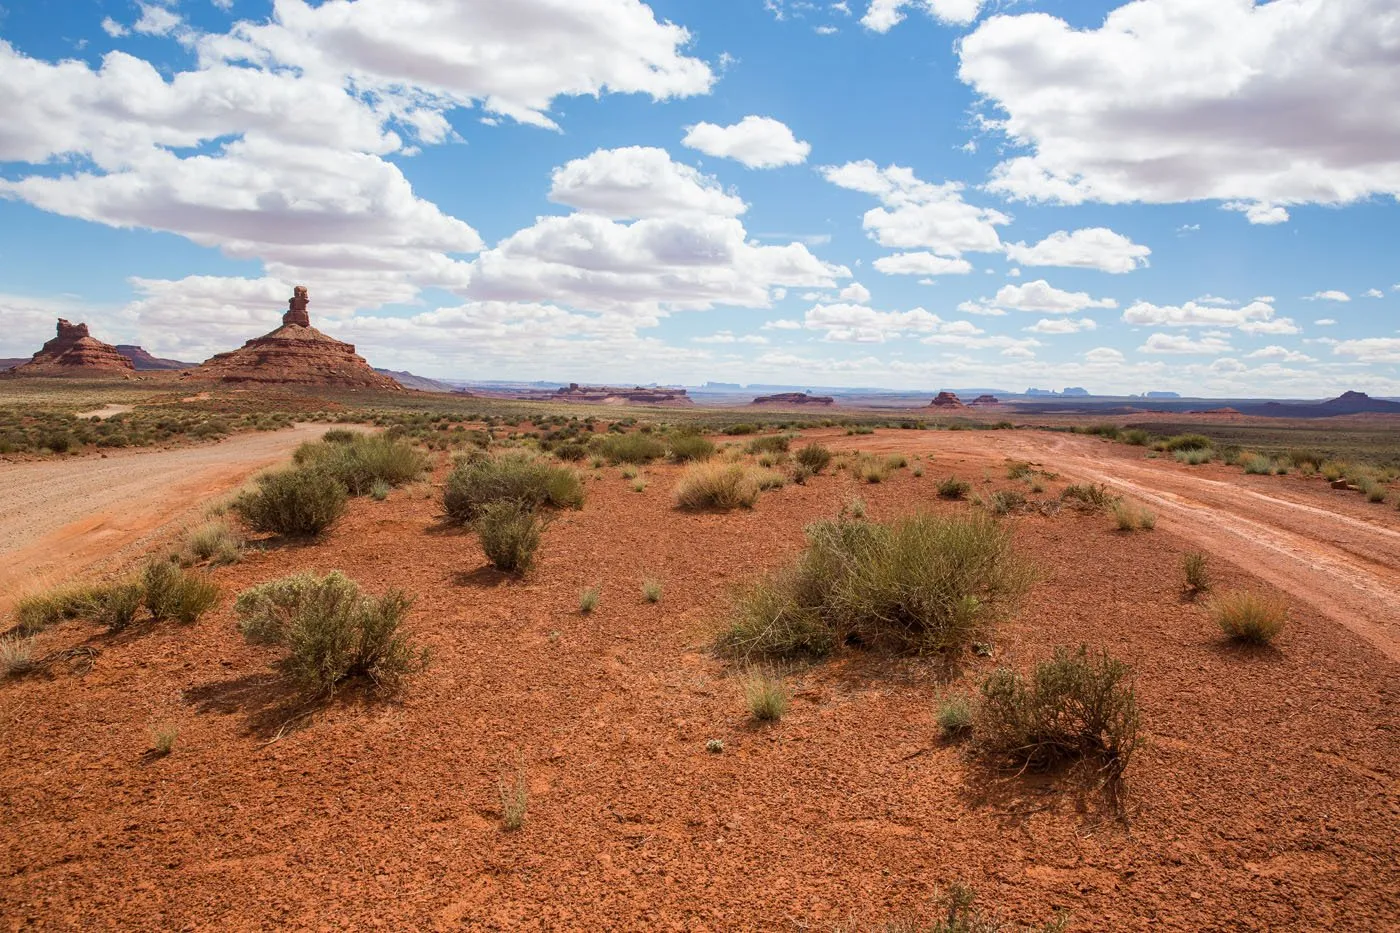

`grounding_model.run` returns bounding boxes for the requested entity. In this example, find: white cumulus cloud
[862,0,984,33]
[1003,227,1150,274]
[682,115,811,168]
[872,252,974,277]
[1140,333,1233,355]
[548,146,746,219]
